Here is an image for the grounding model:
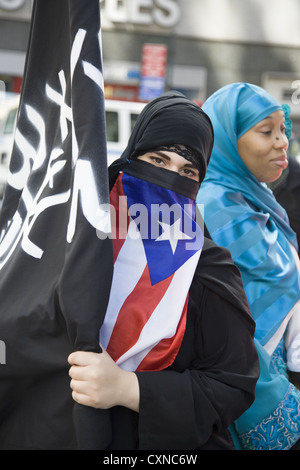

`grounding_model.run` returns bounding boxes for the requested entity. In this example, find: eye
[281,124,286,134]
[261,130,272,135]
[181,167,199,180]
[182,168,195,176]
[149,156,165,165]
